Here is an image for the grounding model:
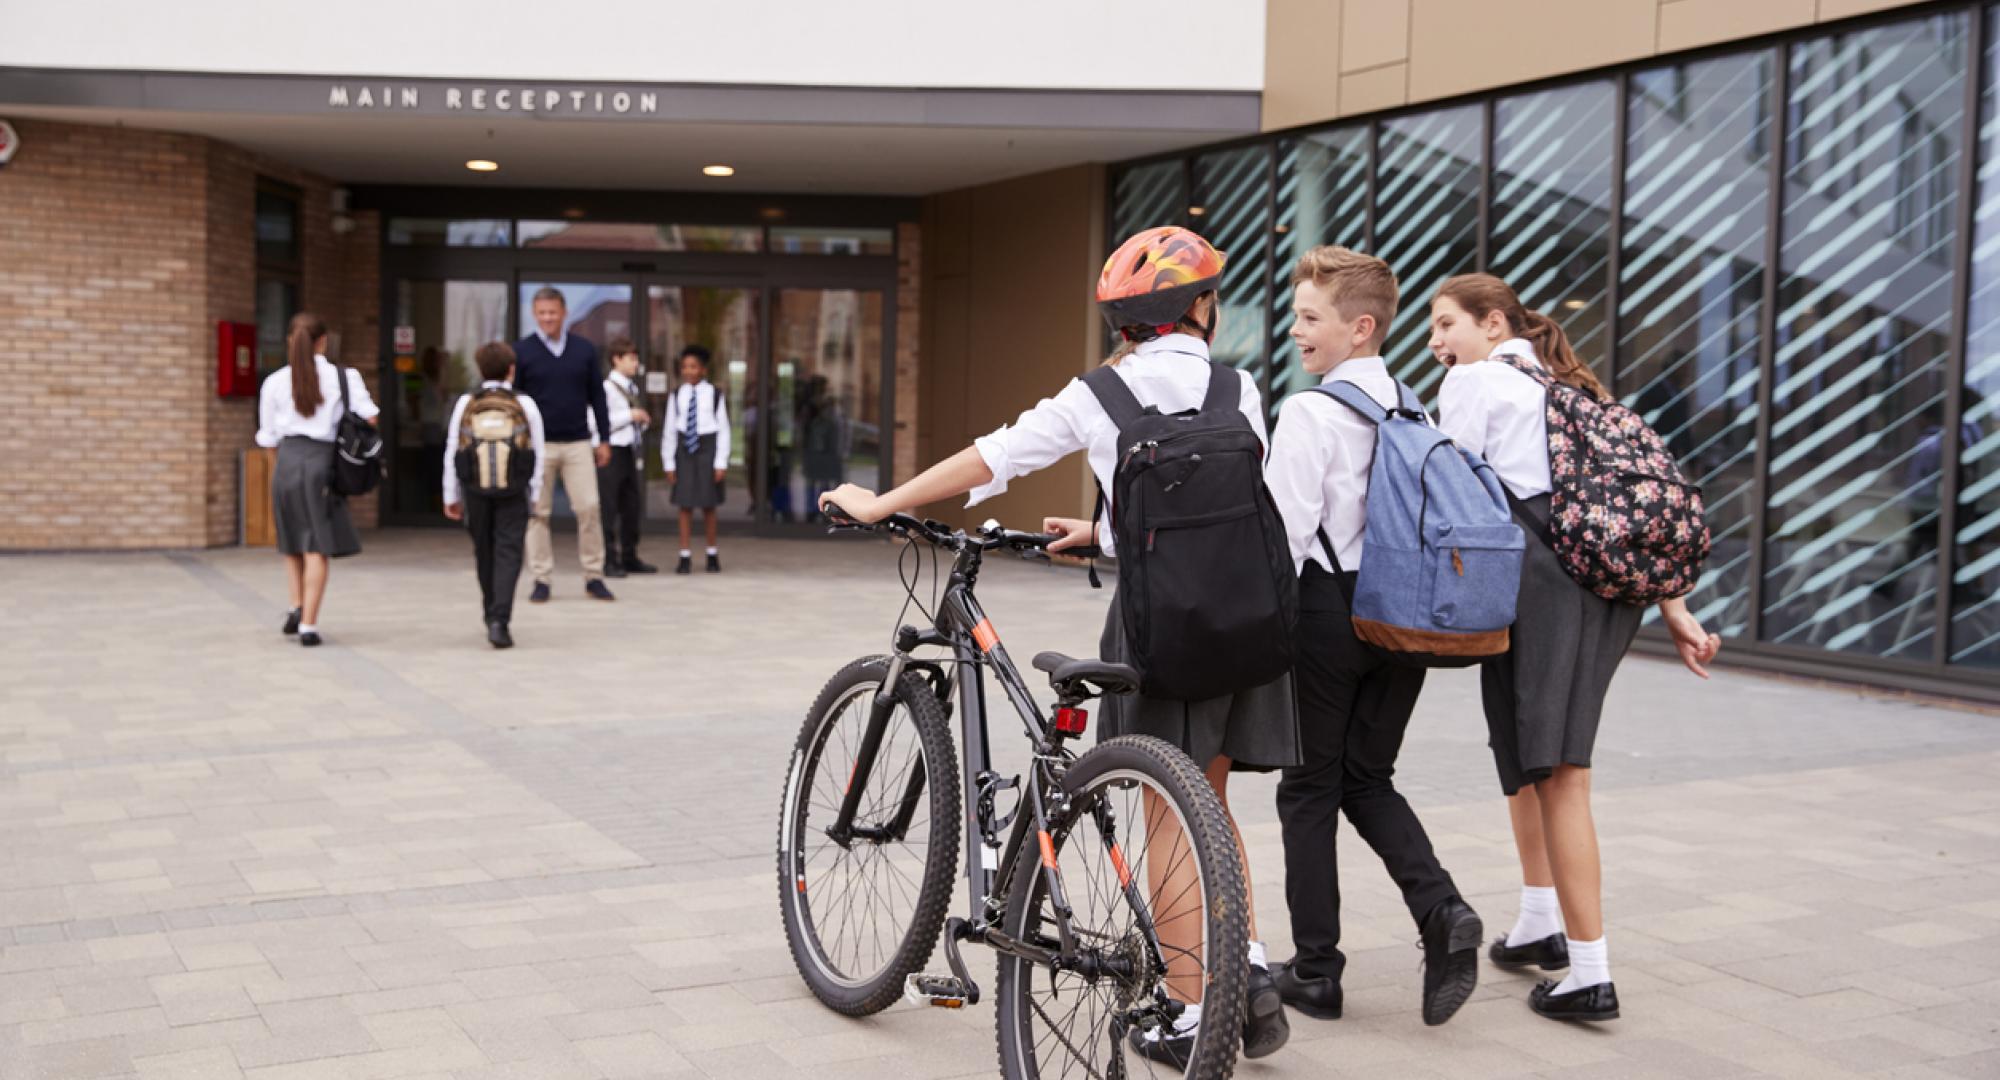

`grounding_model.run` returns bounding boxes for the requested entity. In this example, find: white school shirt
[1435,337,1553,500]
[255,355,379,447]
[968,334,1269,556]
[441,381,547,508]
[593,371,645,448]
[1265,356,1409,576]
[667,380,732,466]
